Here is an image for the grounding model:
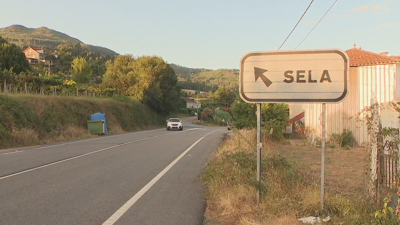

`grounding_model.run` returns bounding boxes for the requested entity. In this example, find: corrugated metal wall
[290,64,399,146]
